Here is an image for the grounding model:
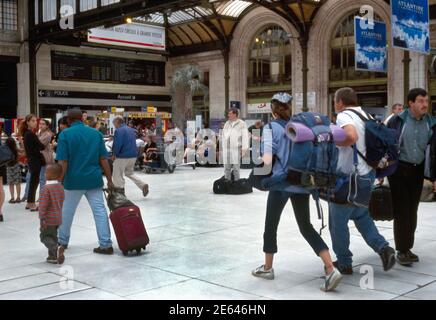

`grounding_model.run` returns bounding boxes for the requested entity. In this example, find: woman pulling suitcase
[251,93,343,292]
